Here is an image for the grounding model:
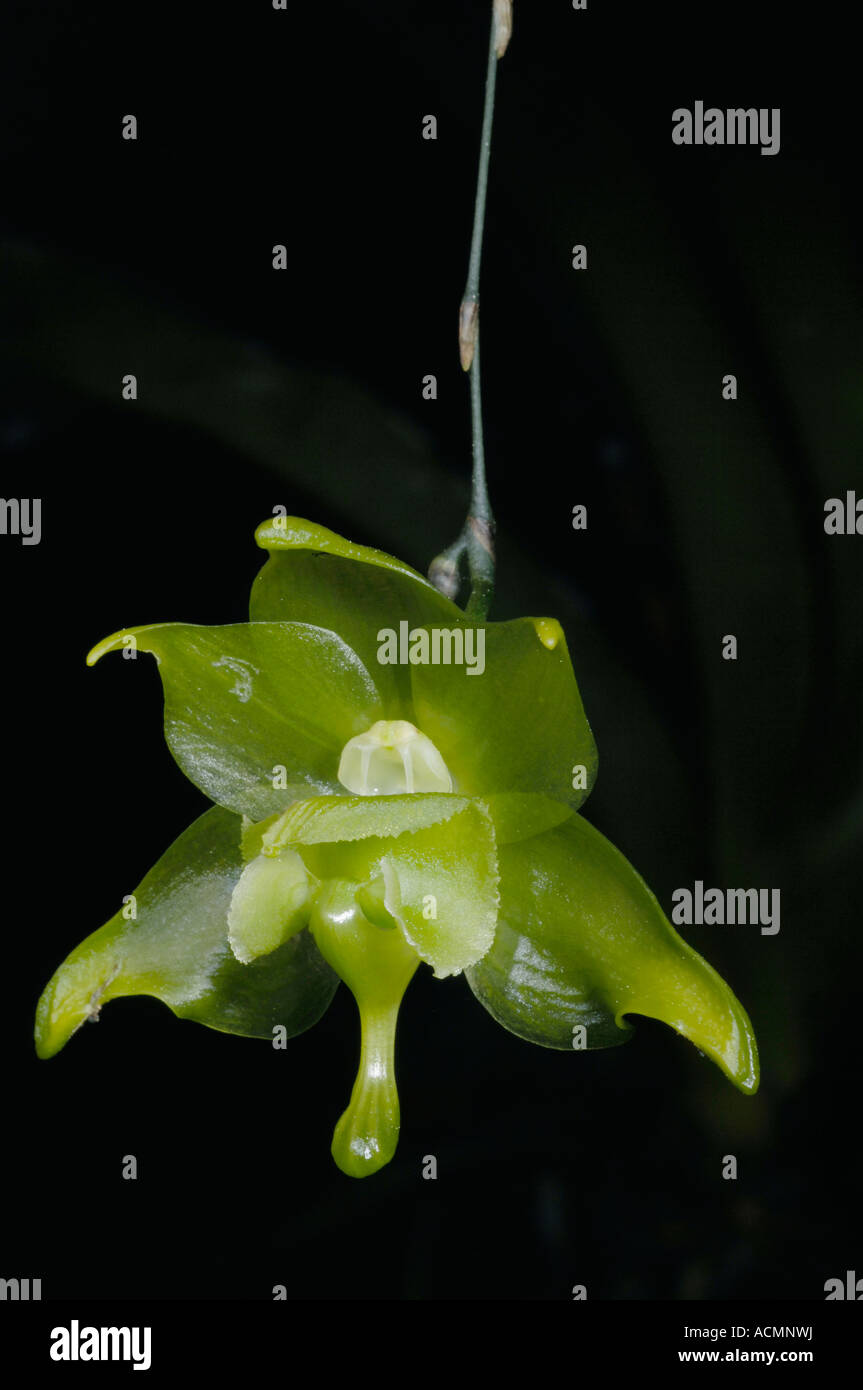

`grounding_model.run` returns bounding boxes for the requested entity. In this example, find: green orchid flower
[35,516,758,1177]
